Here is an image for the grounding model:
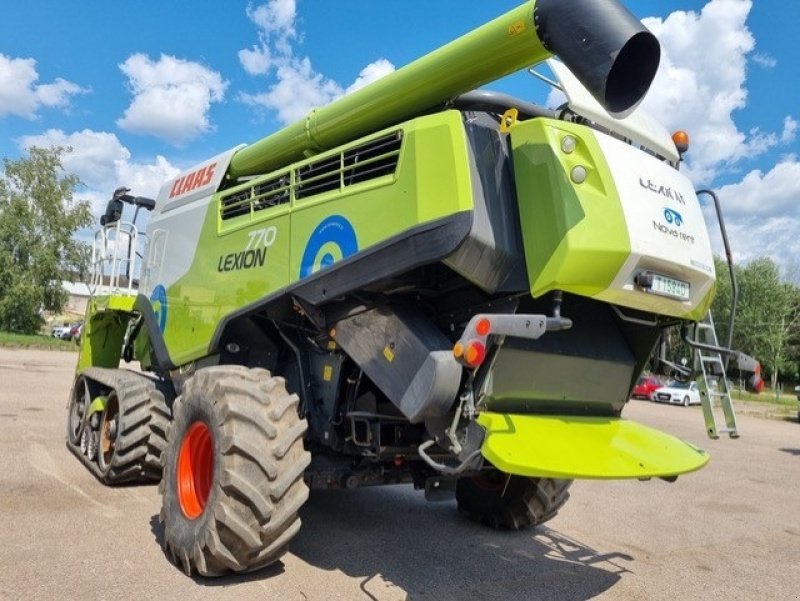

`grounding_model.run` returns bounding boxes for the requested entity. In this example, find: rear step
[694,313,739,439]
